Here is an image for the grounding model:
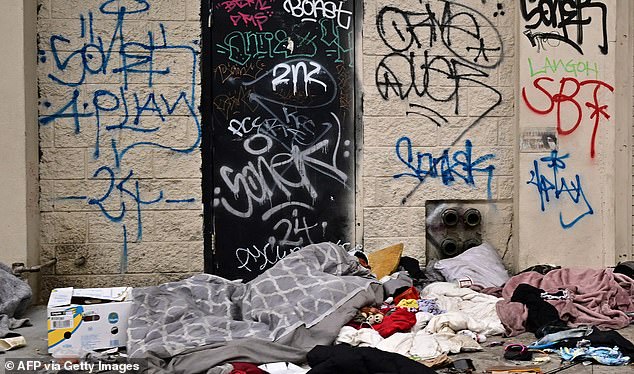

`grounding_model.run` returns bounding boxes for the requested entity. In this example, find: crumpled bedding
[433,243,509,288]
[421,282,506,336]
[0,263,32,339]
[127,242,383,373]
[496,268,634,336]
[335,282,505,360]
